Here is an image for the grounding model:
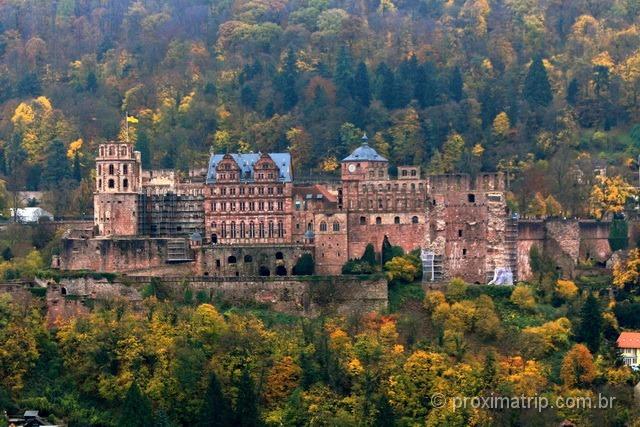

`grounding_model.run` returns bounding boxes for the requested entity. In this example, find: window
[240,222,245,238]
[123,164,128,174]
[458,229,463,237]
[378,170,384,177]
[244,255,253,262]
[268,187,273,195]
[333,222,340,231]
[411,170,417,176]
[259,222,265,238]
[231,222,237,238]
[249,222,255,238]
[468,194,475,203]
[221,223,227,238]
[277,201,283,211]
[360,216,366,225]
[378,199,383,208]
[412,216,419,224]
[108,179,115,188]
[268,221,274,238]
[276,251,284,260]
[462,248,467,256]
[123,178,128,189]
[402,170,408,177]
[320,222,327,232]
[277,187,283,194]
[109,164,114,174]
[228,256,237,264]
[394,216,400,224]
[98,179,102,189]
[277,221,284,238]
[376,217,382,225]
